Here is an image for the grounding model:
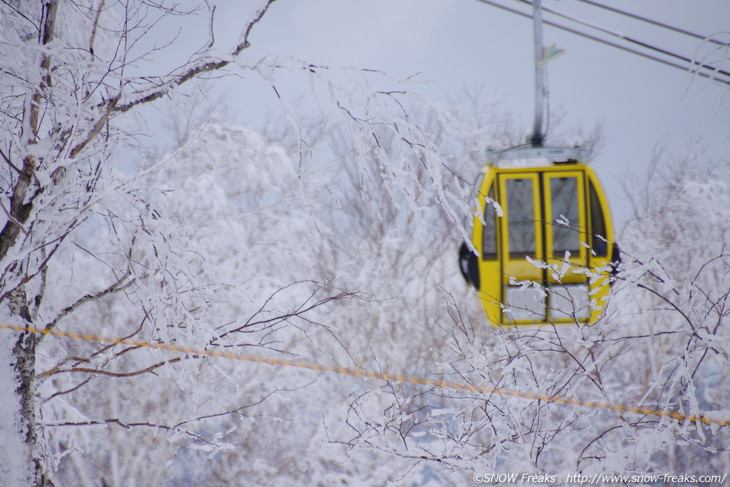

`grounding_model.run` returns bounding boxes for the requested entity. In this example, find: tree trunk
[13,332,48,486]
[1,2,59,486]
[5,285,53,486]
